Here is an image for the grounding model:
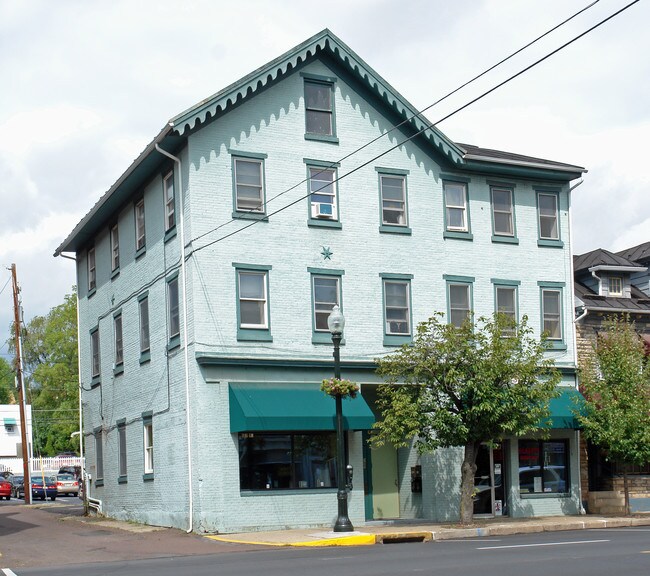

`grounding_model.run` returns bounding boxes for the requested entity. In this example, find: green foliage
[578,316,650,469]
[16,290,80,456]
[373,313,560,452]
[0,357,15,404]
